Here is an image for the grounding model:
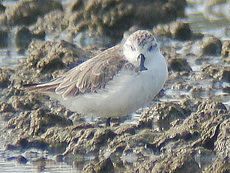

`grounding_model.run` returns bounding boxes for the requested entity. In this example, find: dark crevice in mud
[5,138,49,151]
[145,131,201,155]
[202,123,221,150]
[183,131,200,141]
